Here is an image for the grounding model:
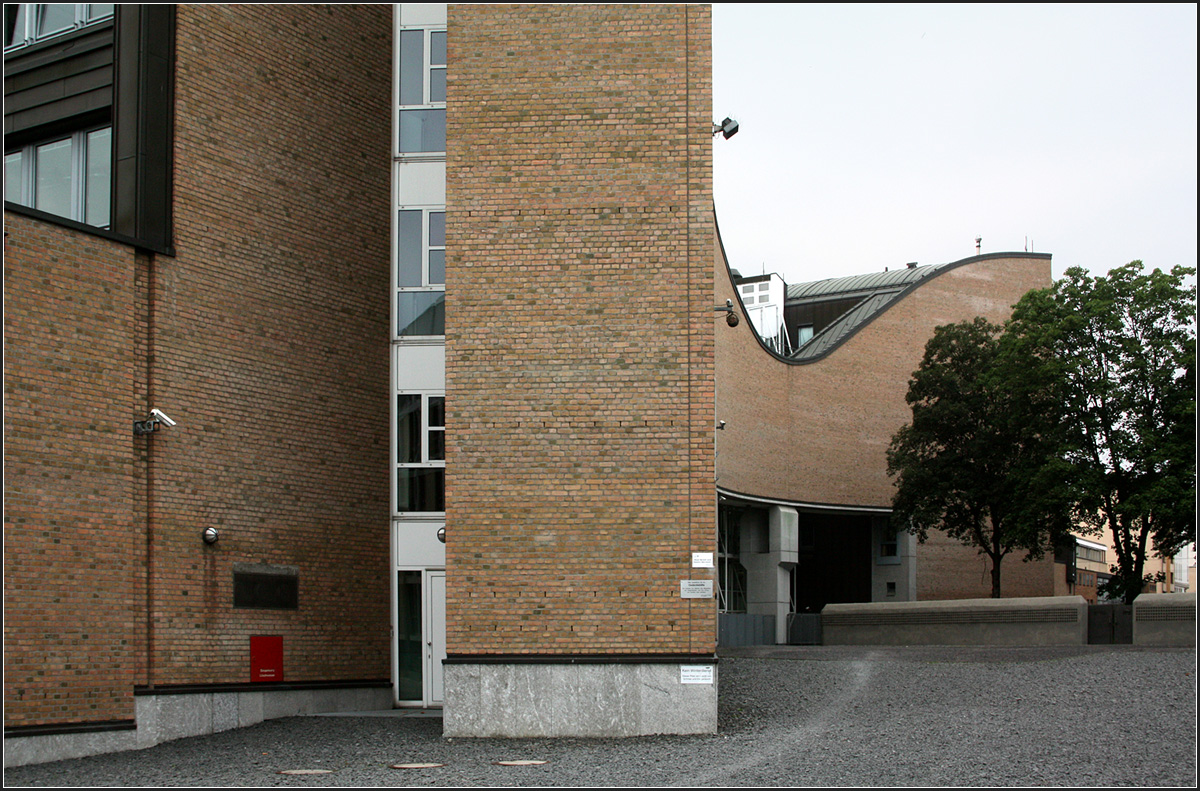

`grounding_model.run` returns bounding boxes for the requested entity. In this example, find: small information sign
[691,552,714,569]
[681,665,715,685]
[680,579,714,599]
